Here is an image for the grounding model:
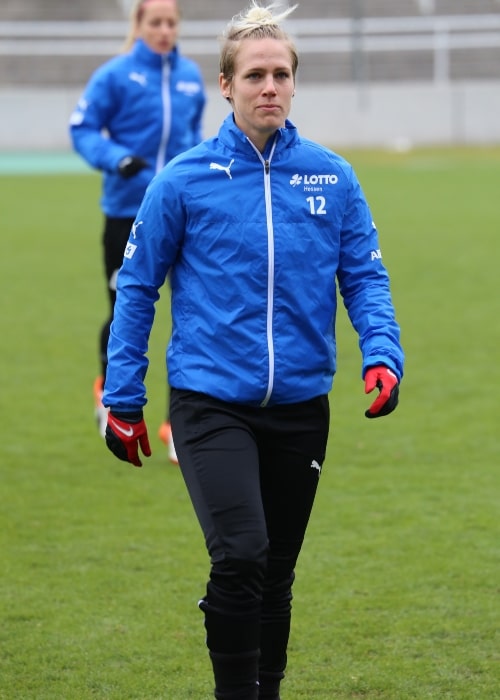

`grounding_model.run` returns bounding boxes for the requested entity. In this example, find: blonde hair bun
[225,1,298,37]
